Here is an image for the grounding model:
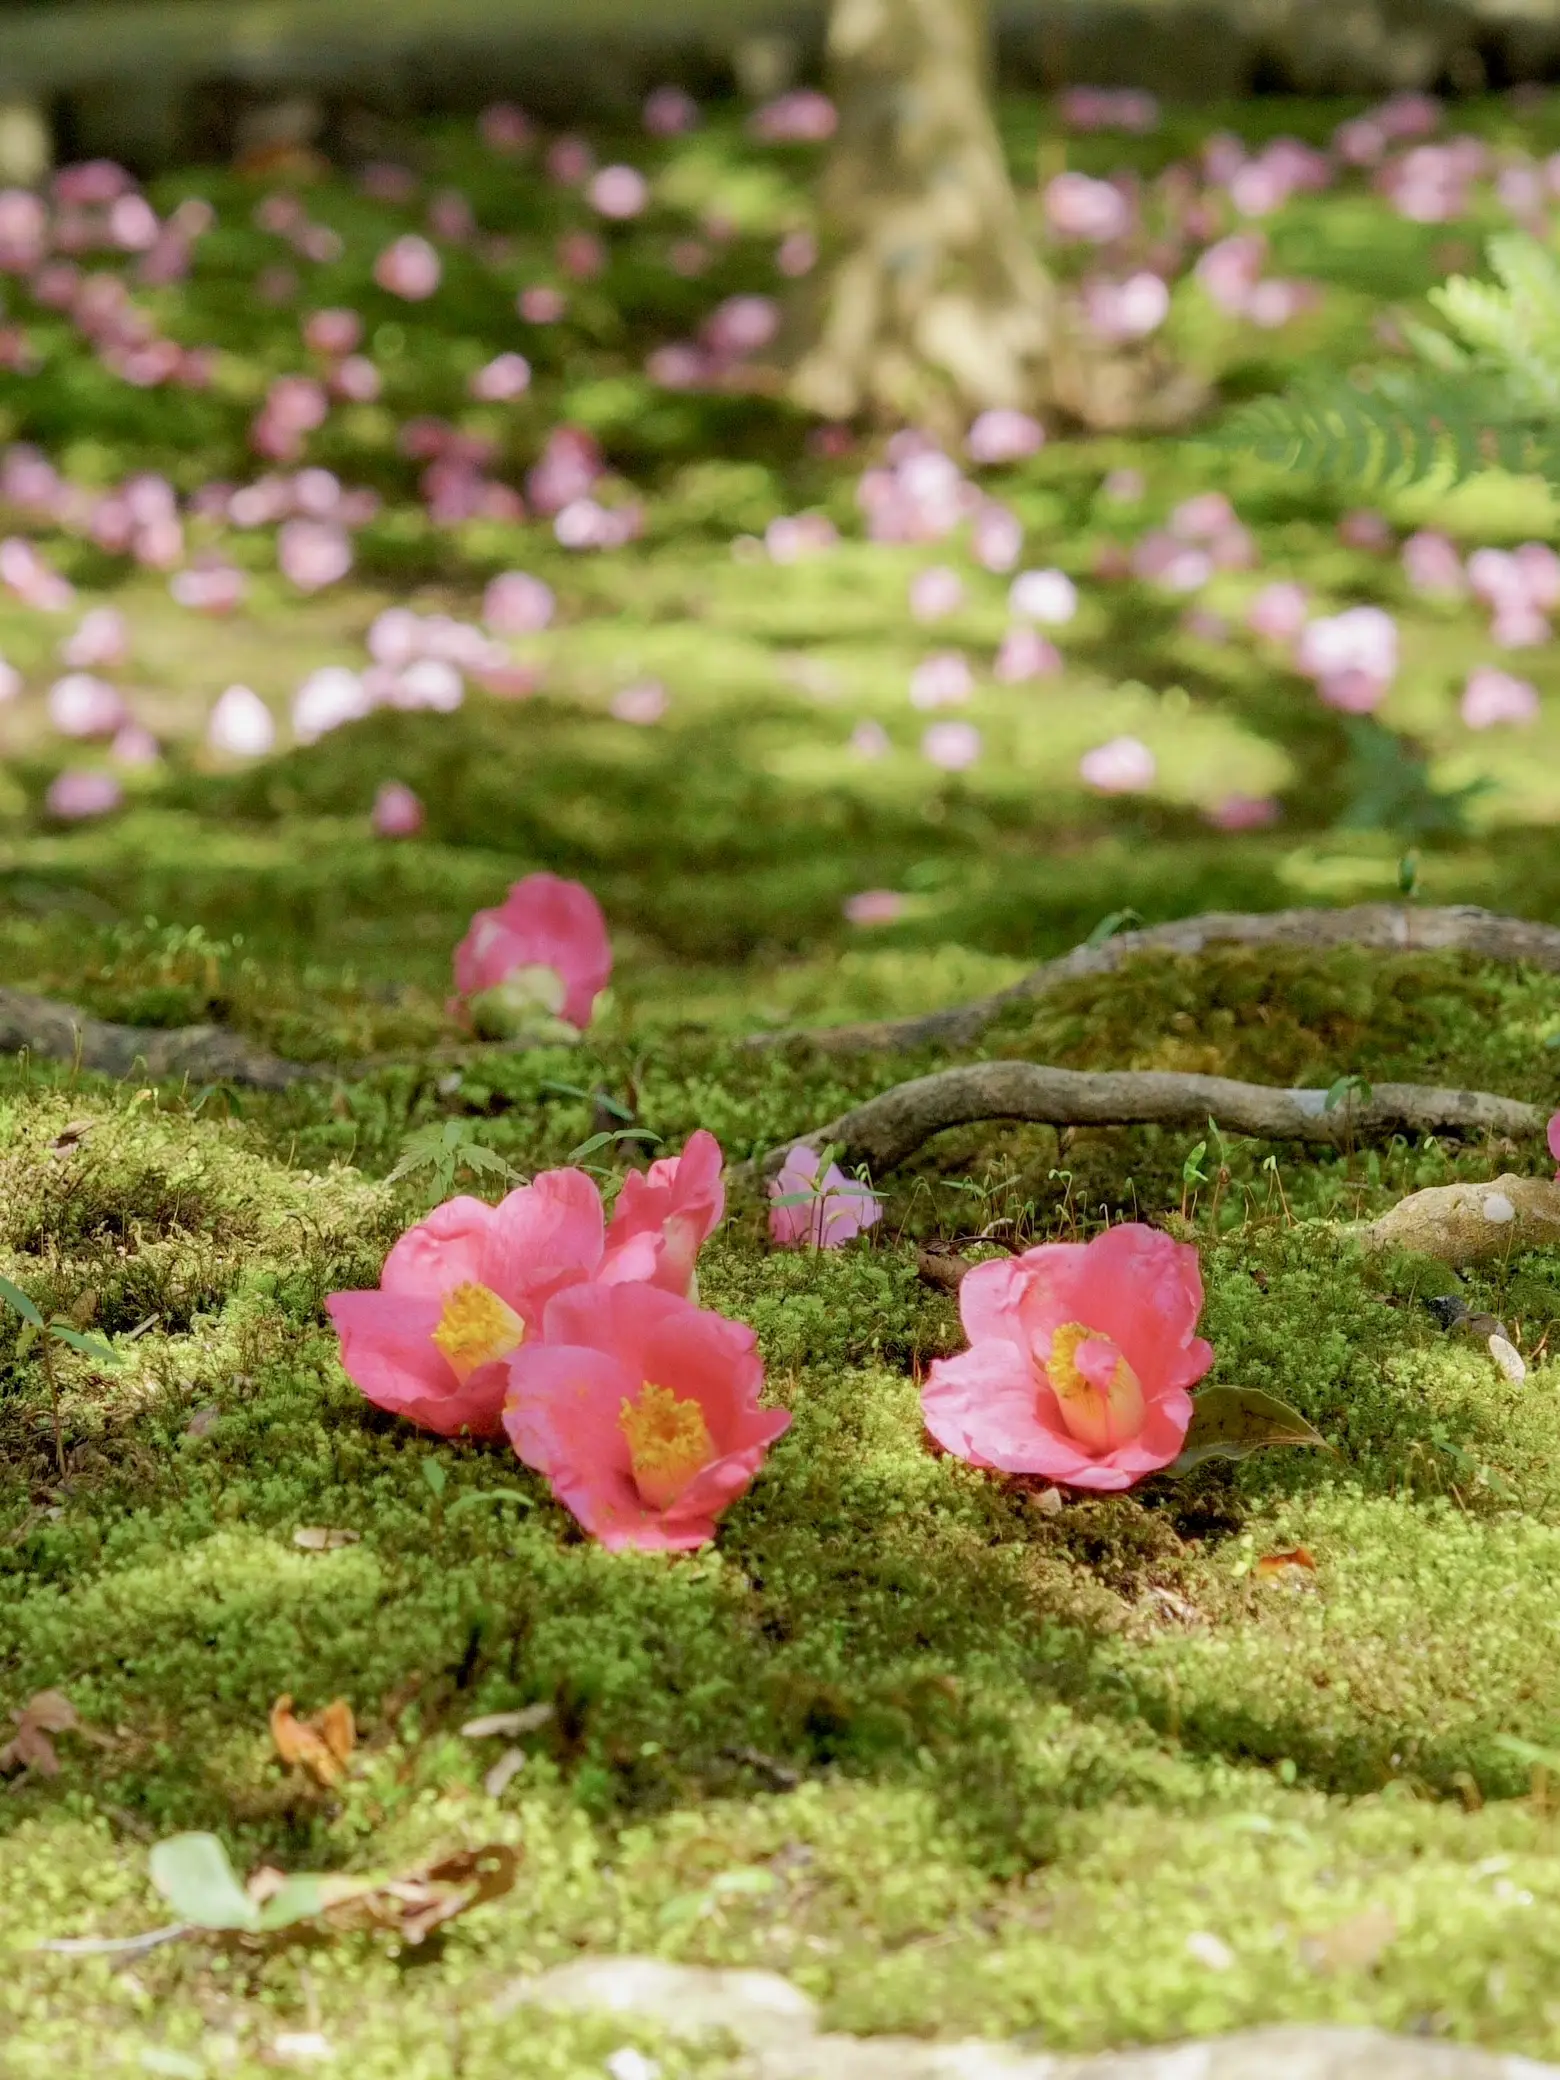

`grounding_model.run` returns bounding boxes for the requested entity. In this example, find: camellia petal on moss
[502,1280,790,1552]
[600,1128,725,1297]
[921,1223,1213,1492]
